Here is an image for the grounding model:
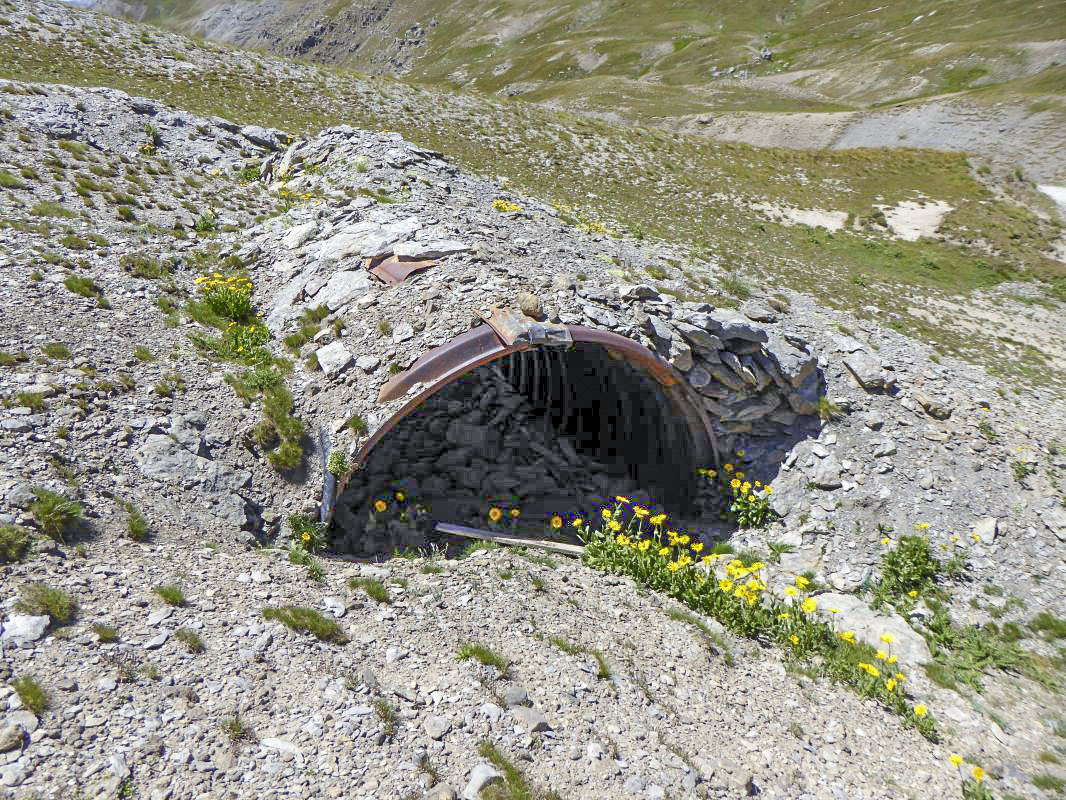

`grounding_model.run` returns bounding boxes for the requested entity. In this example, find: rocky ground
[0,31,1064,800]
